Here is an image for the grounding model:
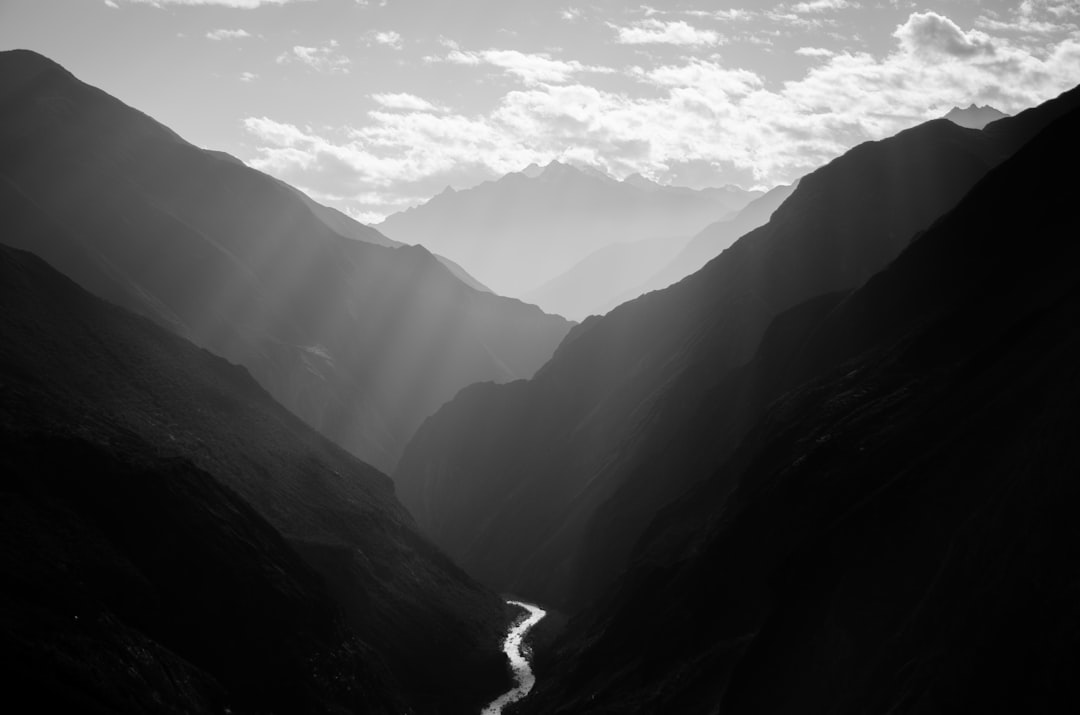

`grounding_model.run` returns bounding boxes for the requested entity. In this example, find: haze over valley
[2,1,1080,713]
